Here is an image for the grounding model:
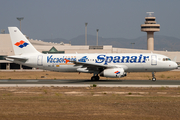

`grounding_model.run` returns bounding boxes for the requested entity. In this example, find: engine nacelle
[100,68,126,78]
